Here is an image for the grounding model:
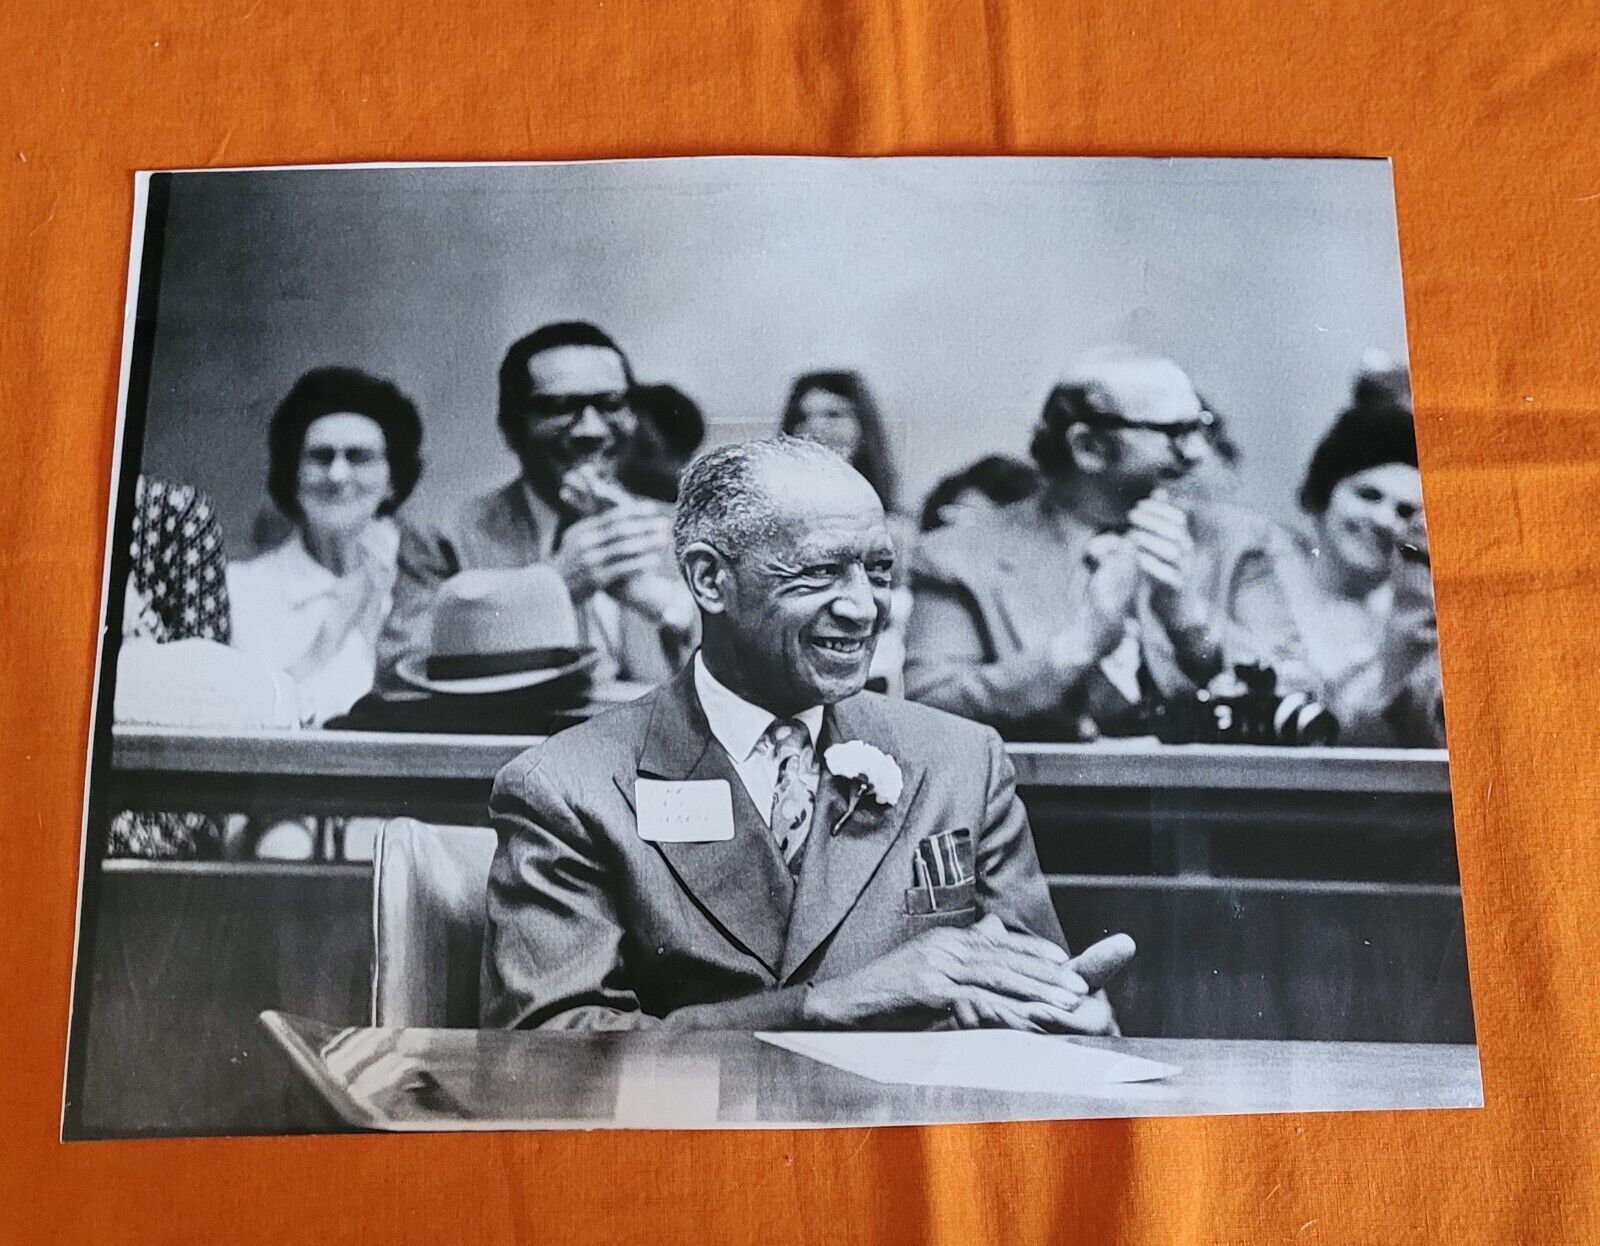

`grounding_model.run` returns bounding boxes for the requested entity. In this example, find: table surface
[260,1012,1482,1131]
[116,727,1452,794]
